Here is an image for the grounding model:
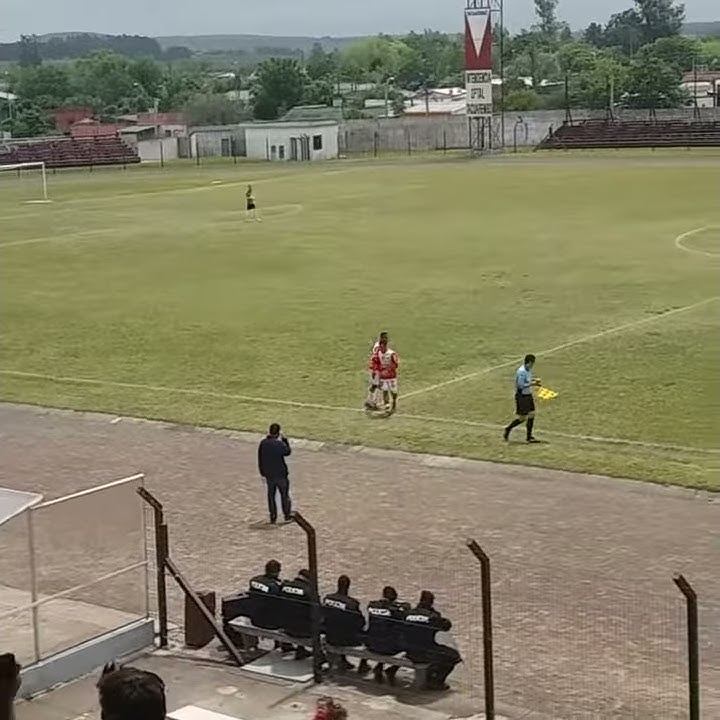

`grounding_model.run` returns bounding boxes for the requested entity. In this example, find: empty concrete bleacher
[537,119,720,150]
[0,136,140,168]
